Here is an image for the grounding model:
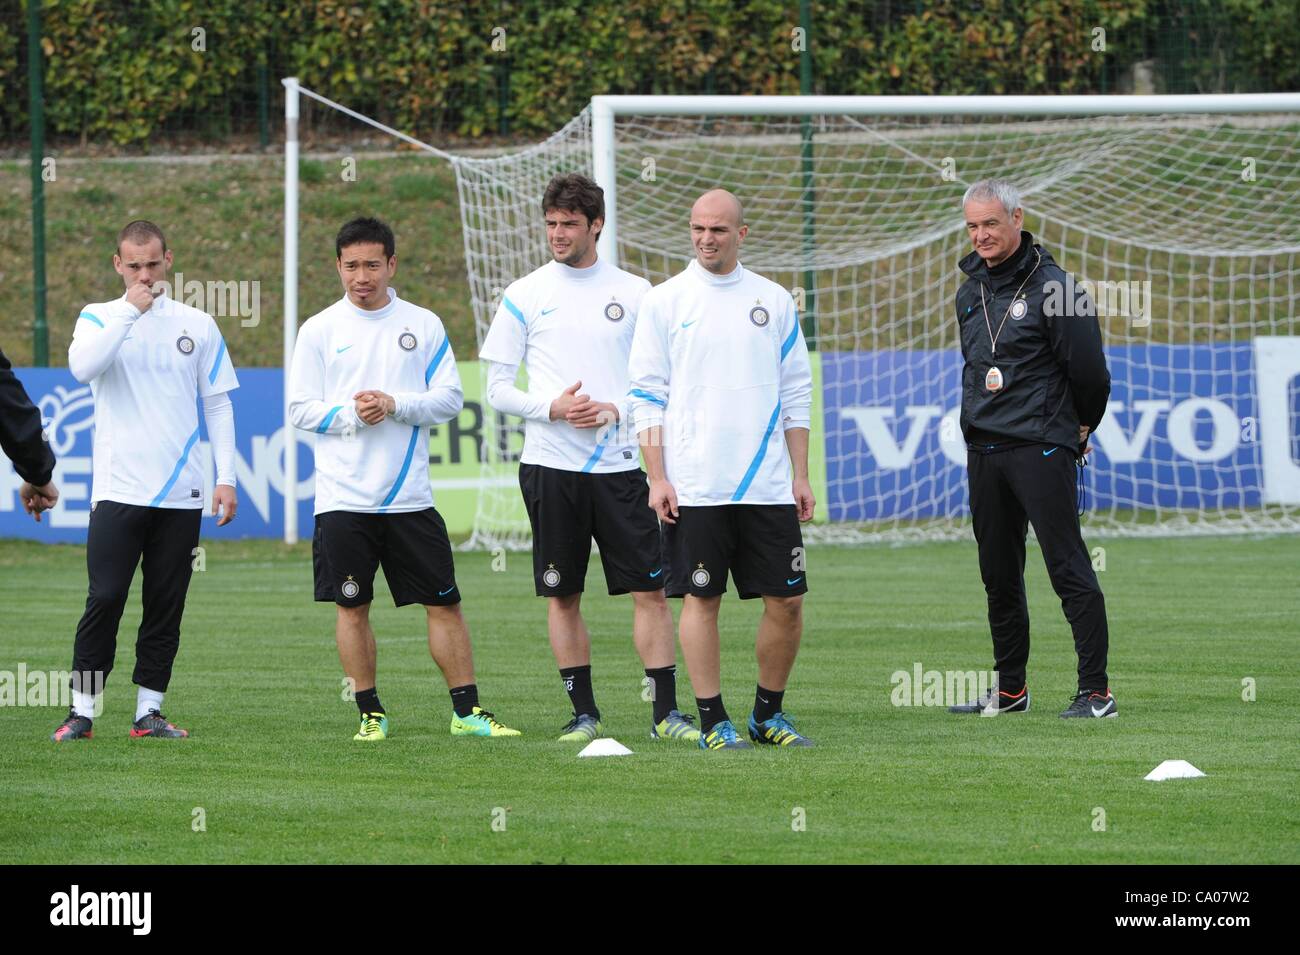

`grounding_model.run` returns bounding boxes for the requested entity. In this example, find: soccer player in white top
[628,189,816,750]
[481,174,695,744]
[289,217,519,742]
[51,220,239,742]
